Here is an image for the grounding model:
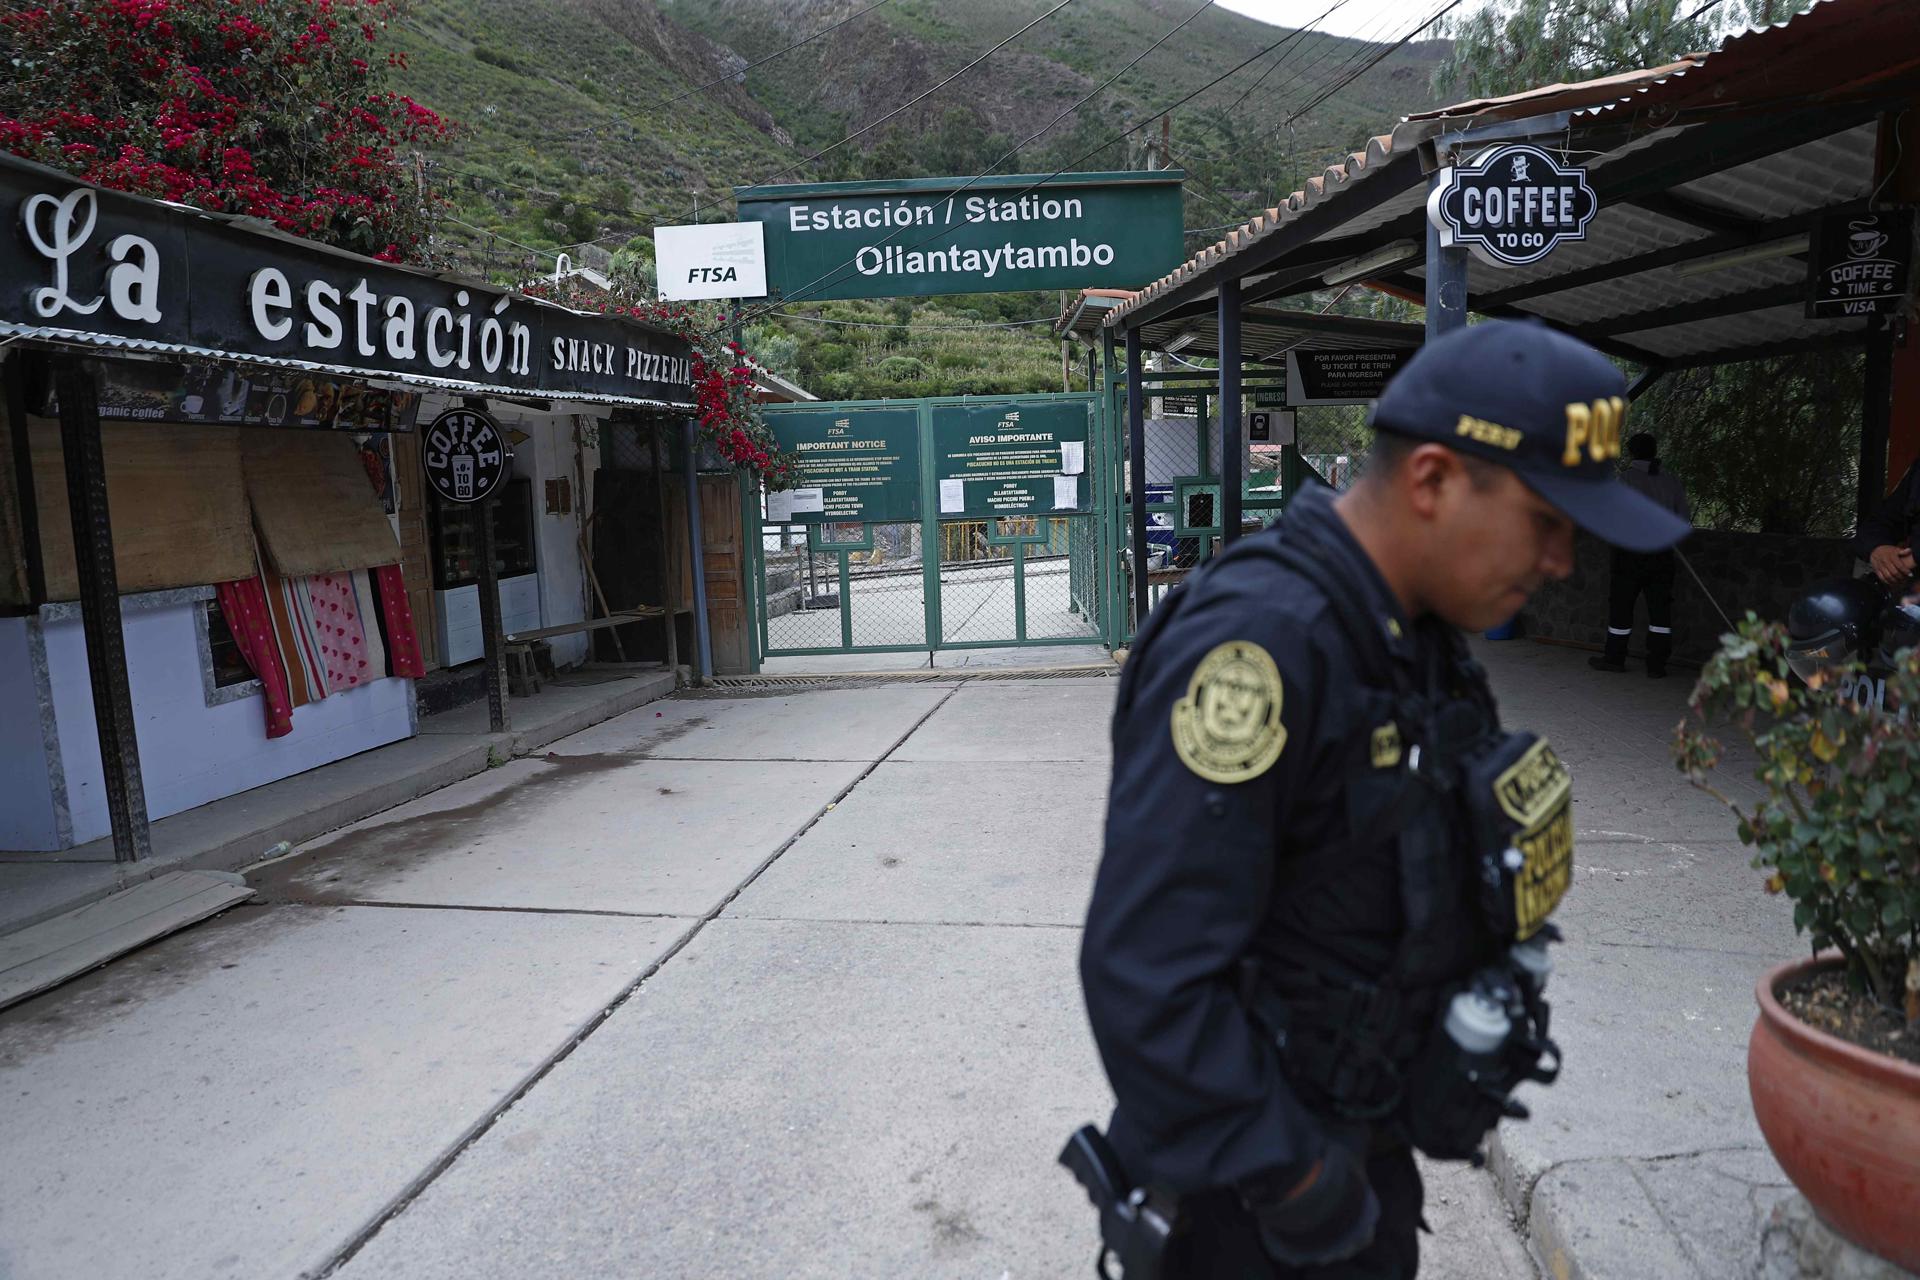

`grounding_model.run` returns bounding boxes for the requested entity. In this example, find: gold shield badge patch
[1170,641,1287,783]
